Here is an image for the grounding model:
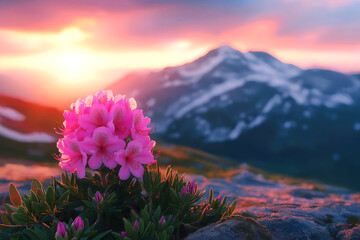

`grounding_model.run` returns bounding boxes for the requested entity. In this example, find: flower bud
[159,216,166,226]
[72,216,84,231]
[95,191,103,204]
[56,222,67,238]
[188,181,197,195]
[133,220,139,231]
[181,186,188,196]
[121,231,128,237]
